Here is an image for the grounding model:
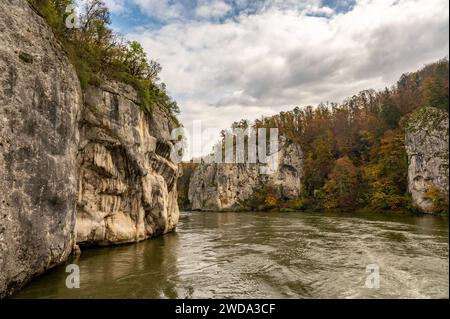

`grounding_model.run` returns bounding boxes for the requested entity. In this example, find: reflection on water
[13,211,449,299]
